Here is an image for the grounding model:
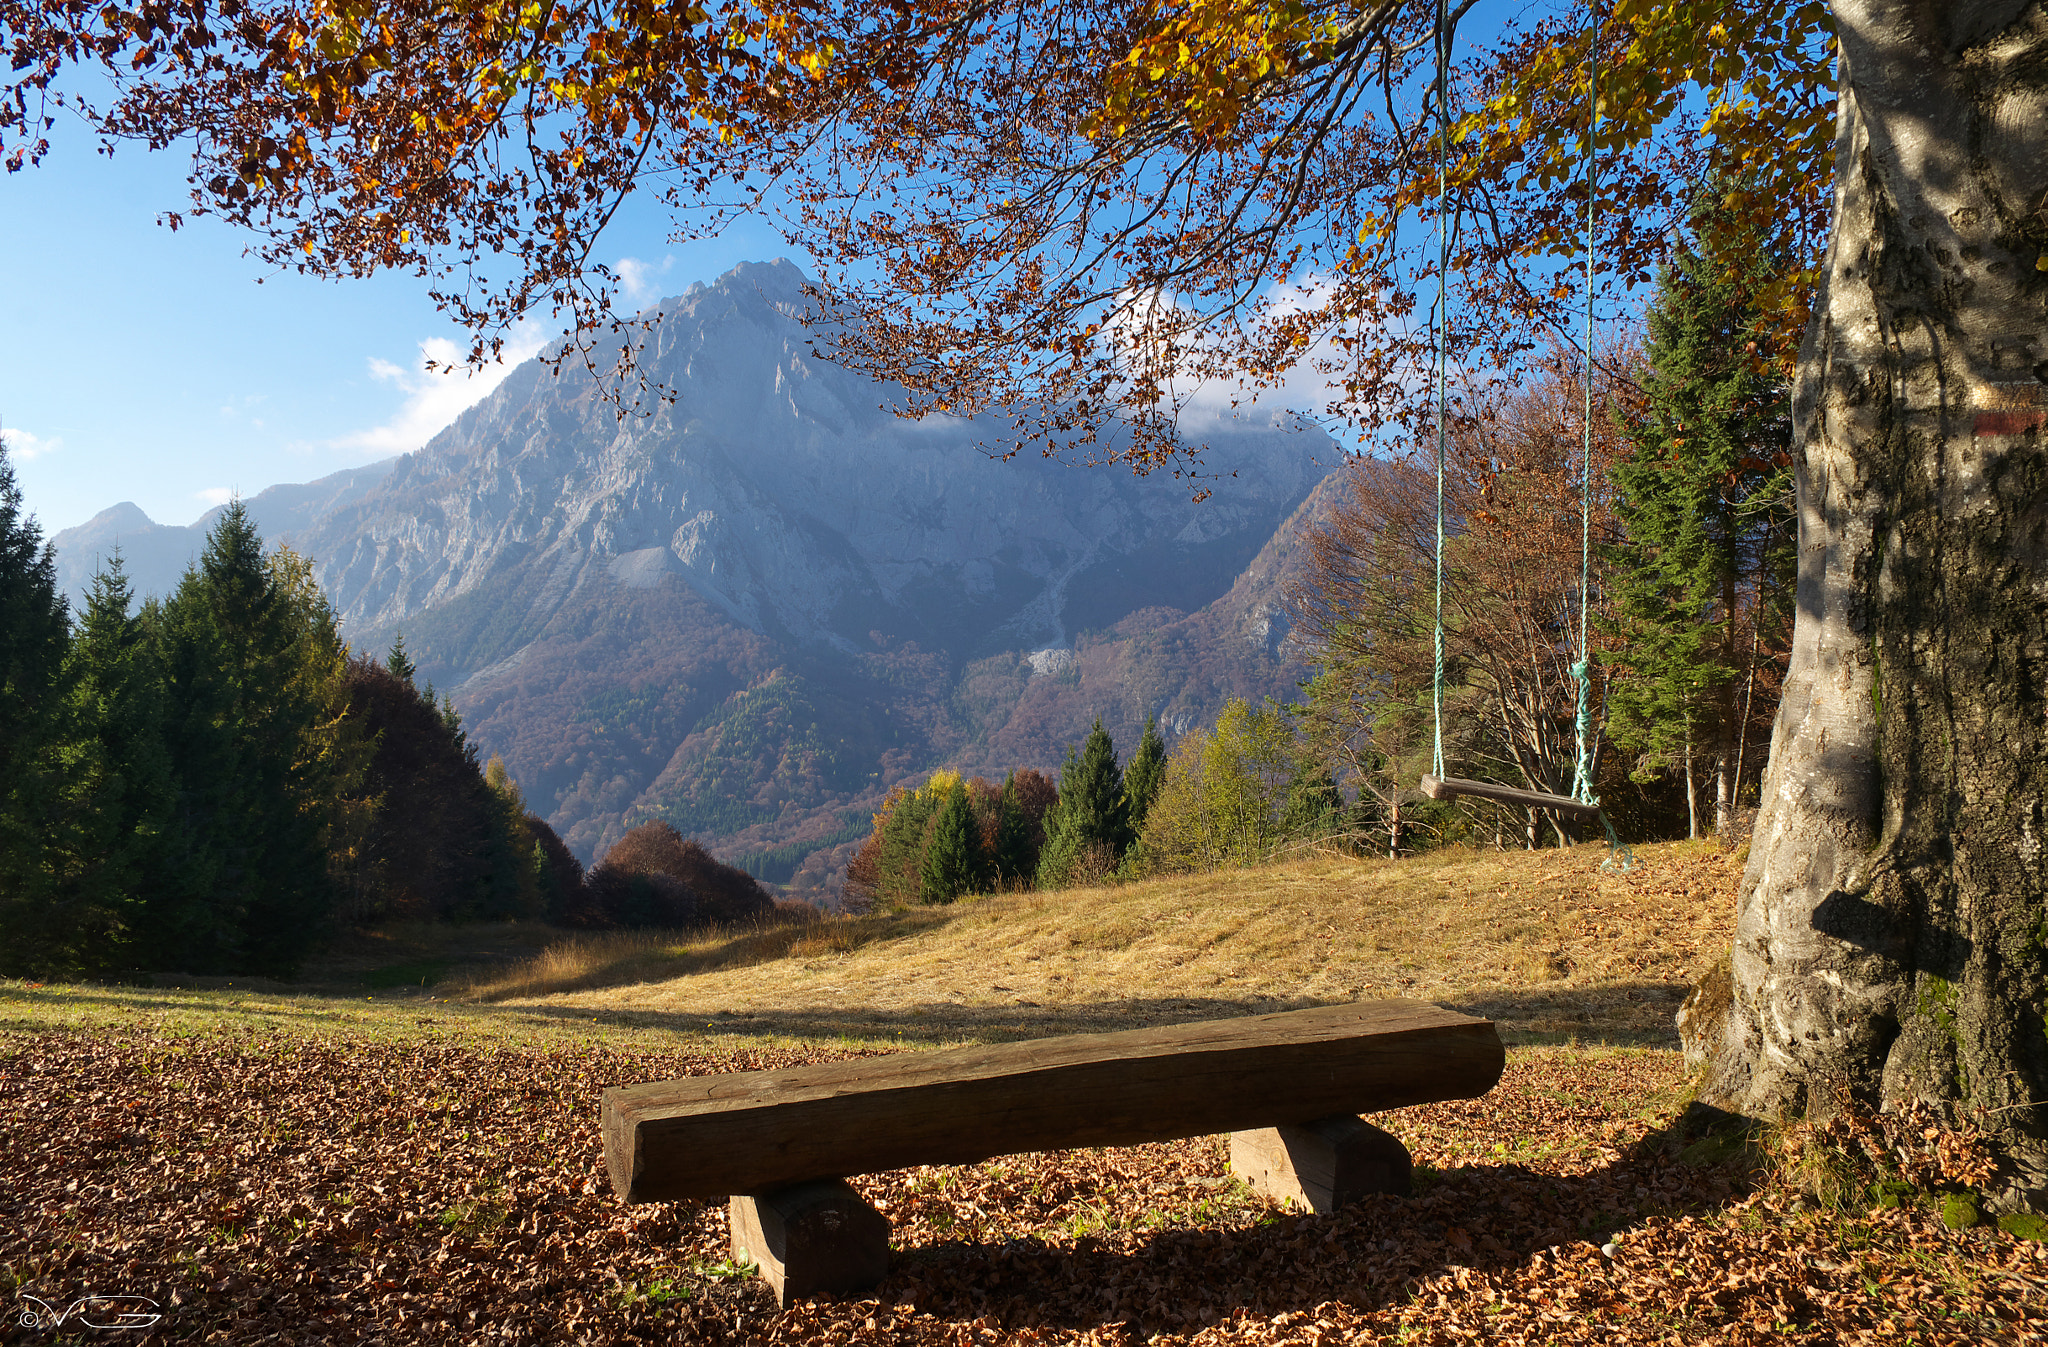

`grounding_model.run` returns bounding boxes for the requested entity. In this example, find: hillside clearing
[466,840,1739,1046]
[4,843,2042,1343]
